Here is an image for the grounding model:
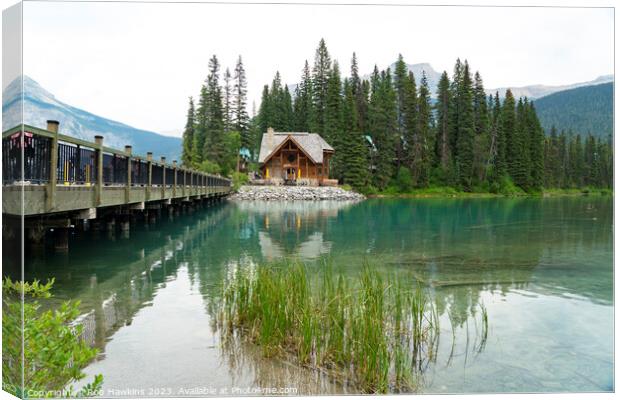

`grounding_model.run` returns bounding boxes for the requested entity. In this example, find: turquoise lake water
[20,197,613,395]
